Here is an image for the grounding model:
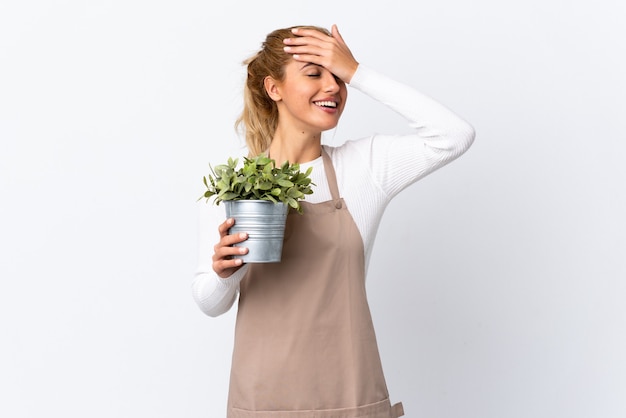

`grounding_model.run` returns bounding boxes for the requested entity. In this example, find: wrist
[345,62,360,84]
